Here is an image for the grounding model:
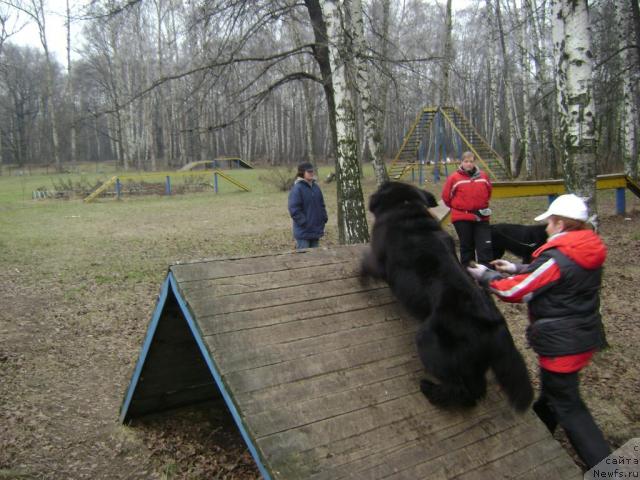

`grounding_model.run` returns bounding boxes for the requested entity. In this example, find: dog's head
[369,181,438,216]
